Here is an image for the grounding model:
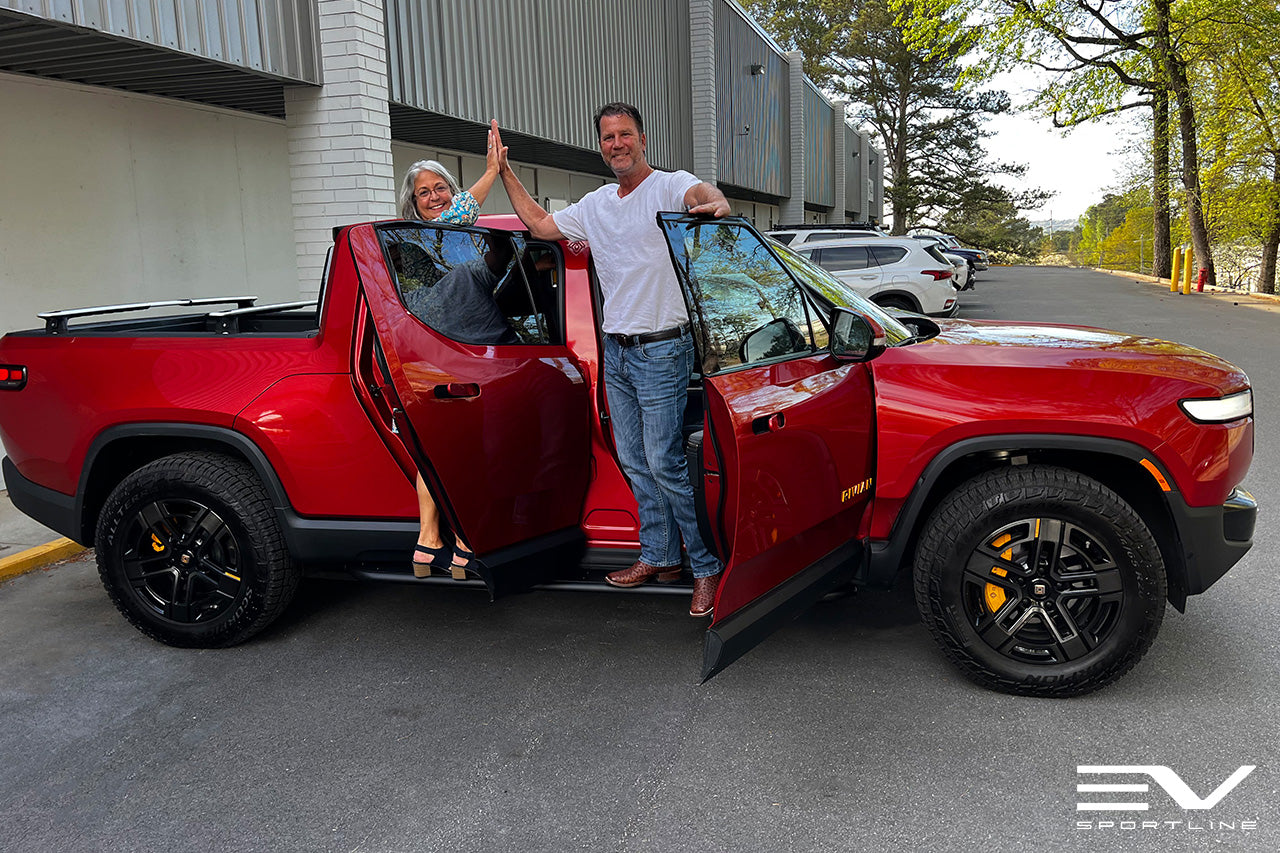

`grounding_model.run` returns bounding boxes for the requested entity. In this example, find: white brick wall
[285,0,396,298]
[780,50,806,226]
[689,0,717,183]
